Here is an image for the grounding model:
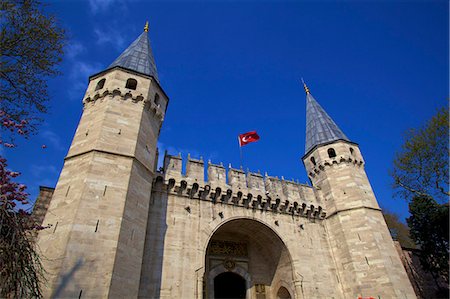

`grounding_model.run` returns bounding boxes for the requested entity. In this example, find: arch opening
[328,148,336,158]
[349,147,354,155]
[126,78,137,90]
[154,93,161,106]
[214,272,246,299]
[276,286,292,299]
[95,78,106,90]
[205,218,294,299]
